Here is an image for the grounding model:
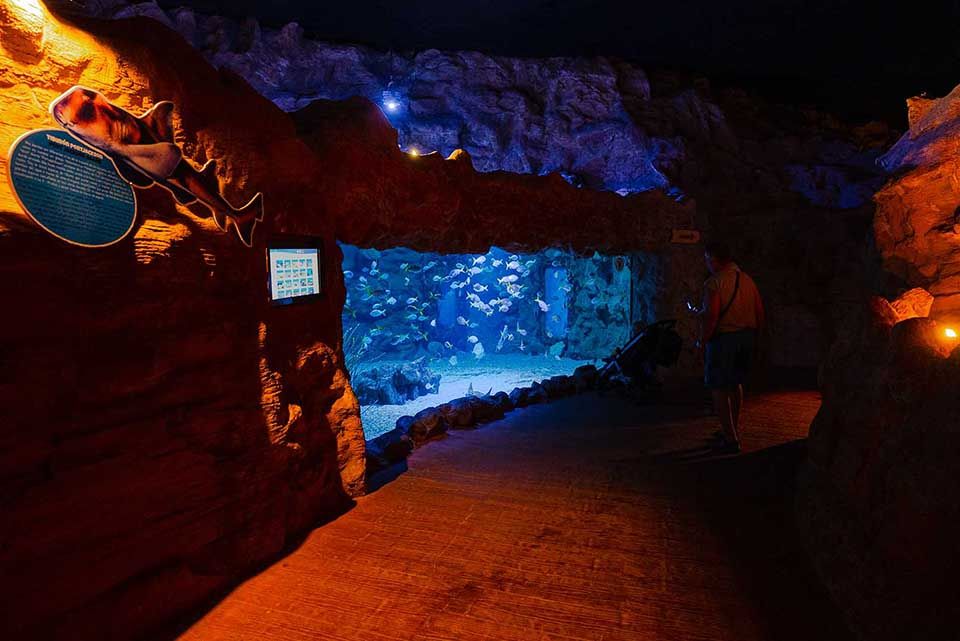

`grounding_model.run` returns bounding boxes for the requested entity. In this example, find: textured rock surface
[292,96,705,370]
[364,426,413,475]
[799,86,960,639]
[0,5,697,640]
[292,97,693,255]
[97,1,896,370]
[0,6,365,640]
[351,361,441,405]
[405,406,447,444]
[889,286,934,321]
[798,293,960,640]
[875,83,960,316]
[0,4,926,641]
[390,367,601,454]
